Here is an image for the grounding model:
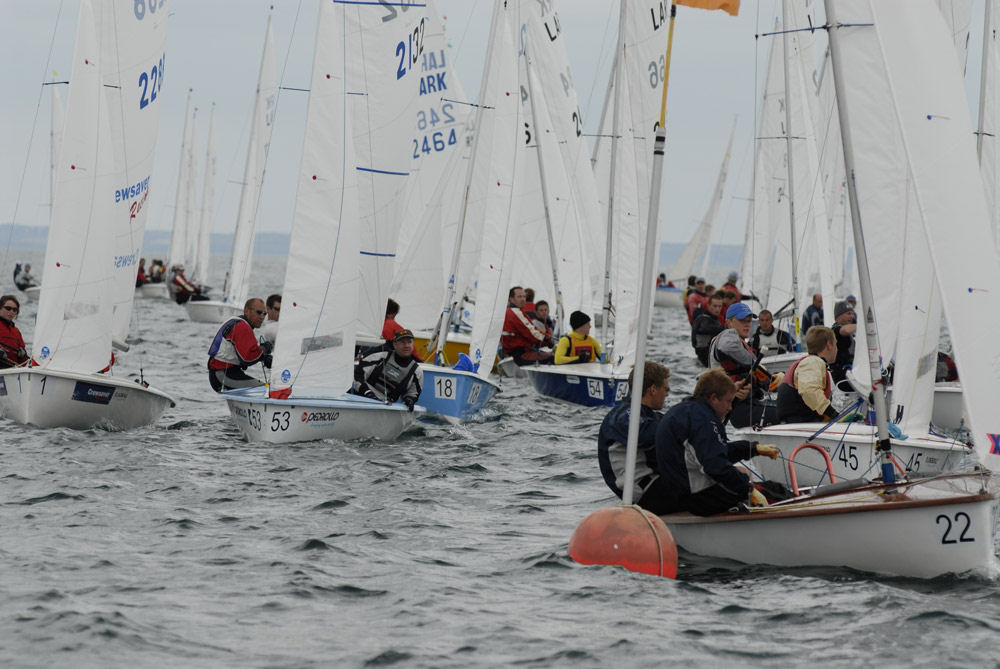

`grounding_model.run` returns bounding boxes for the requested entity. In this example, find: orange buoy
[568,505,678,579]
